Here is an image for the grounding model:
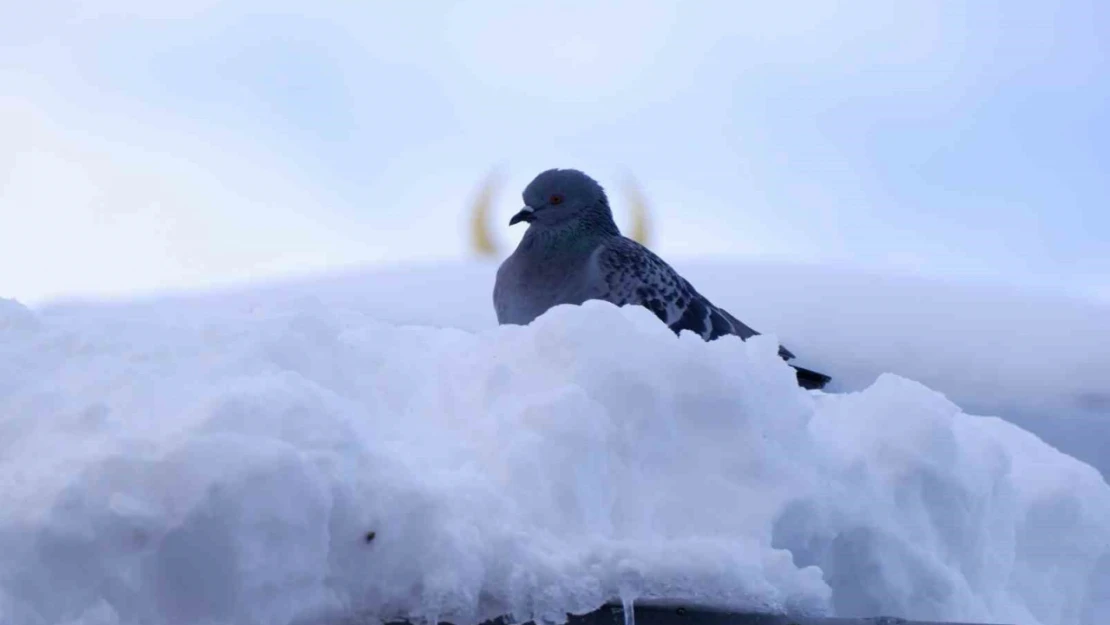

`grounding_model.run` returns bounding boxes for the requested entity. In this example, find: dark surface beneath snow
[368,603,1010,625]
